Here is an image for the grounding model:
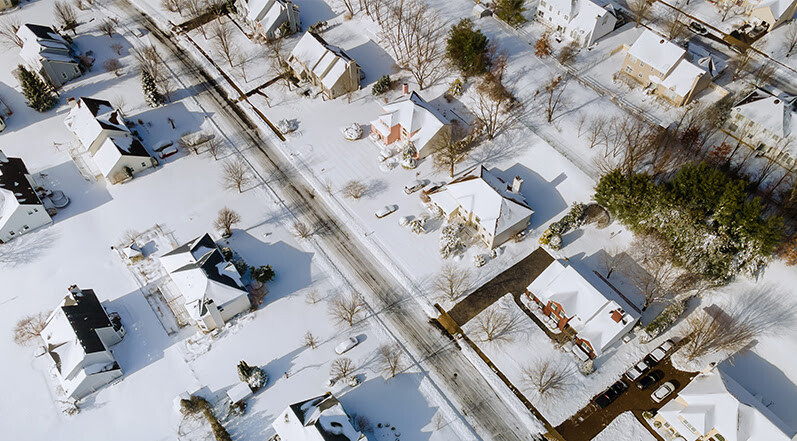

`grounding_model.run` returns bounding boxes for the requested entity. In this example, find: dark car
[689,21,708,35]
[636,370,664,390]
[593,379,628,408]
